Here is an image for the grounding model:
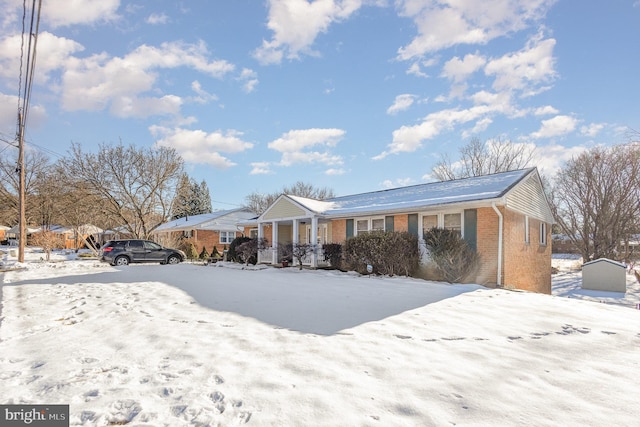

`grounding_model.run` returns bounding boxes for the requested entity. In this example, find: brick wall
[332,219,346,243]
[502,210,551,294]
[394,215,409,232]
[476,207,500,285]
